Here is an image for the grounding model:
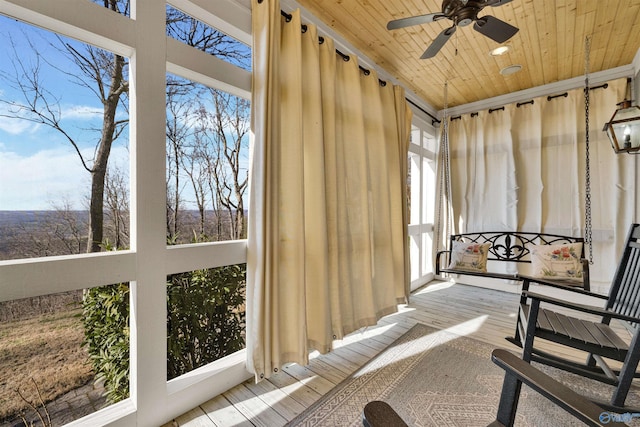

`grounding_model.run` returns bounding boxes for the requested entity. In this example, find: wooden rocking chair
[511,223,640,411]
